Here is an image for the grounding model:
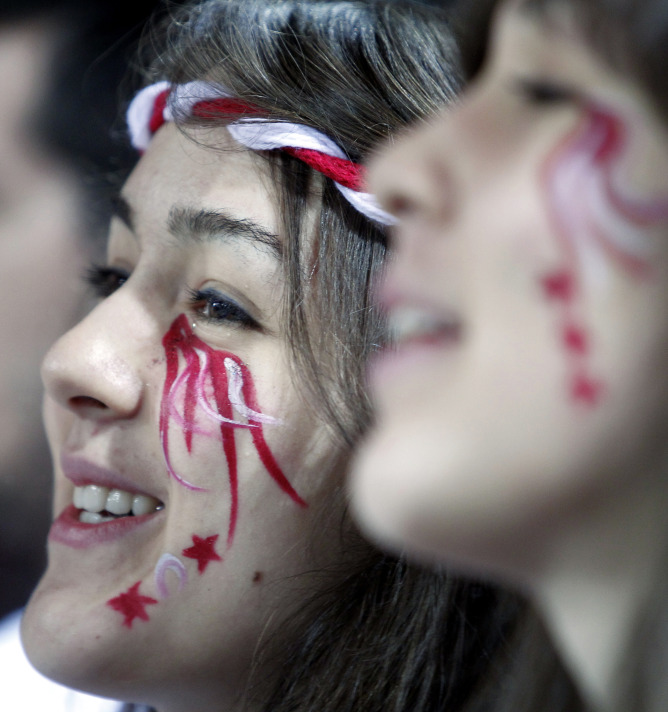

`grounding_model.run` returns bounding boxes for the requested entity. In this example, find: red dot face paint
[160,314,307,545]
[541,105,668,406]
